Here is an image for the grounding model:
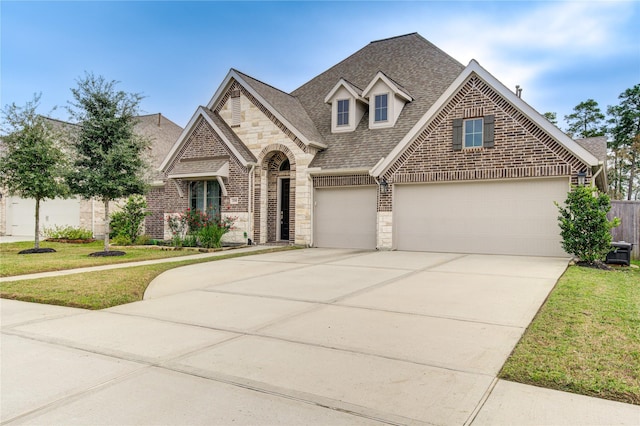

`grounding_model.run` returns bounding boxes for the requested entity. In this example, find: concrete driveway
[2,249,638,425]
